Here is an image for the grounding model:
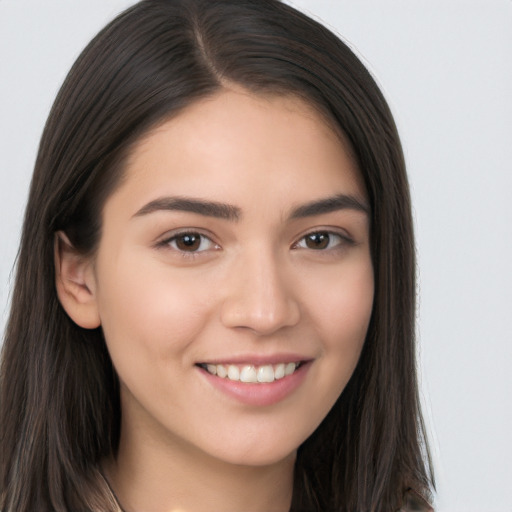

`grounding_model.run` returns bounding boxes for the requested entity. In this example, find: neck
[104,423,295,512]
